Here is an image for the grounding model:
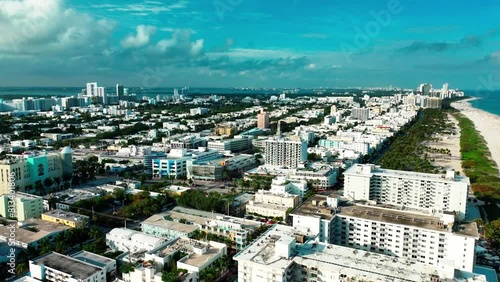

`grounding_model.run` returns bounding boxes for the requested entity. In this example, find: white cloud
[0,0,115,55]
[306,63,316,69]
[92,1,188,14]
[150,29,204,58]
[121,25,157,49]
